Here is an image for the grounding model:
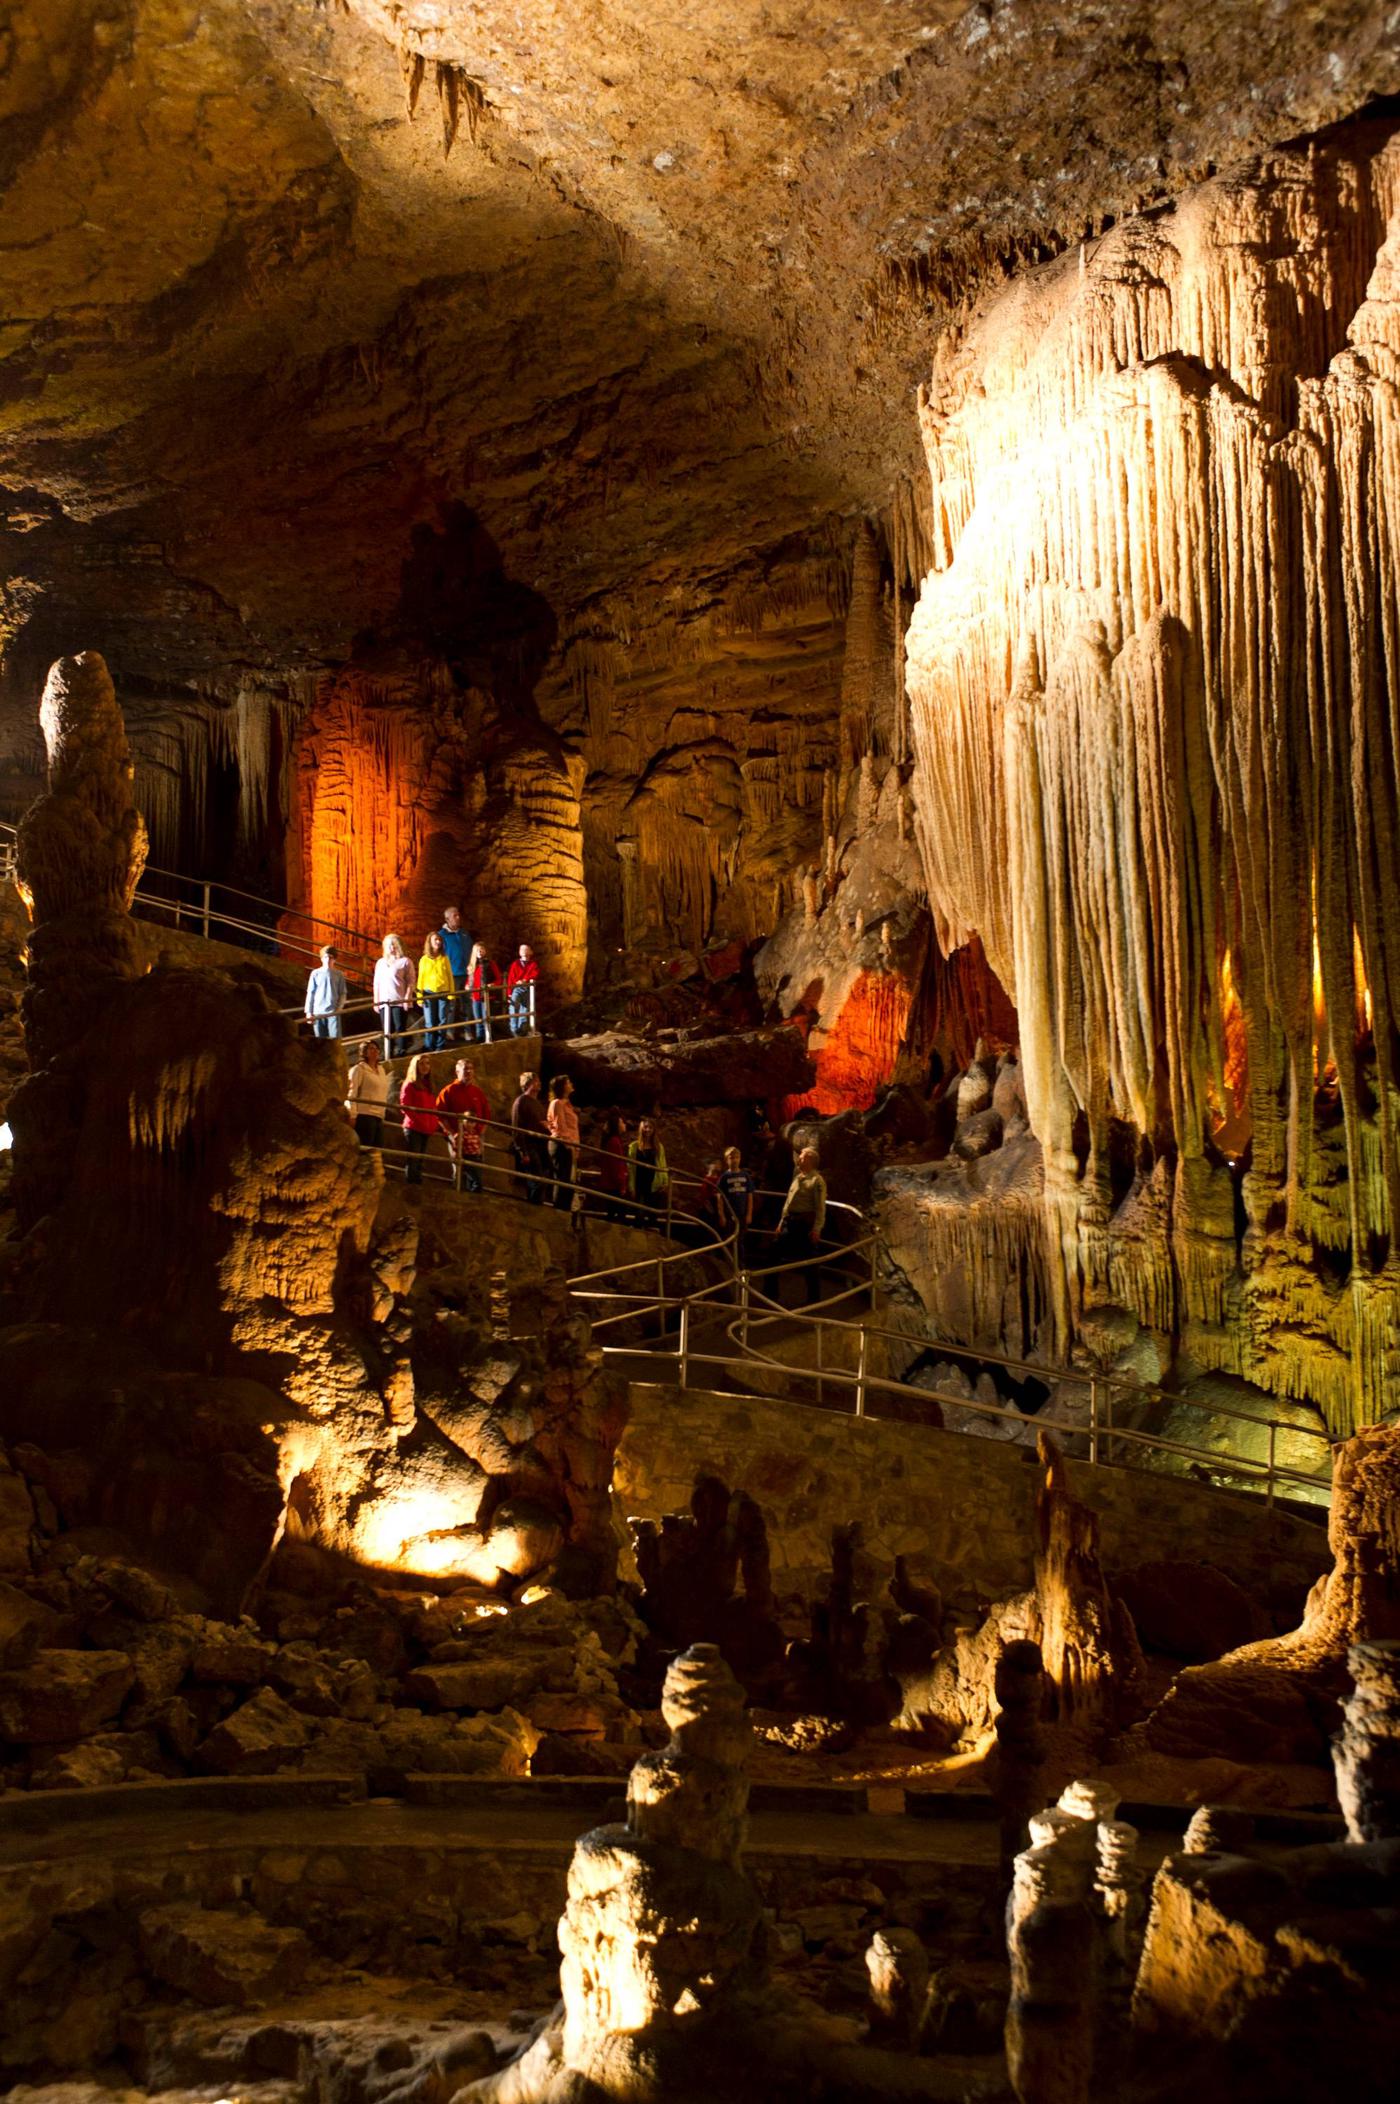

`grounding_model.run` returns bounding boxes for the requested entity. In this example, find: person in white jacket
[373,932,416,1058]
[346,1040,390,1147]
